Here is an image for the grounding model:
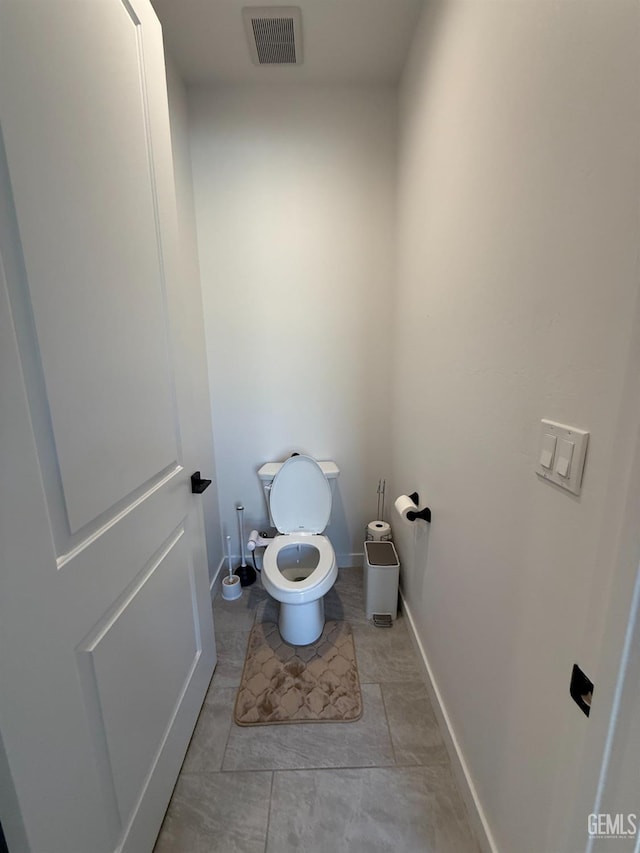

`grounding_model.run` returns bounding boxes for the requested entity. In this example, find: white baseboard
[400,589,498,853]
[337,552,364,569]
[209,556,225,599]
